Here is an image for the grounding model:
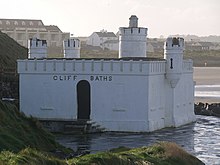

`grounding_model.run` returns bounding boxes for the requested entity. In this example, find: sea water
[56,116,220,164]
